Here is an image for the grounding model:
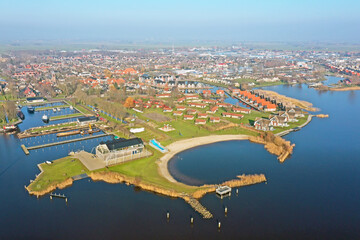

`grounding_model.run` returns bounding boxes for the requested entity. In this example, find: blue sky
[0,0,359,42]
